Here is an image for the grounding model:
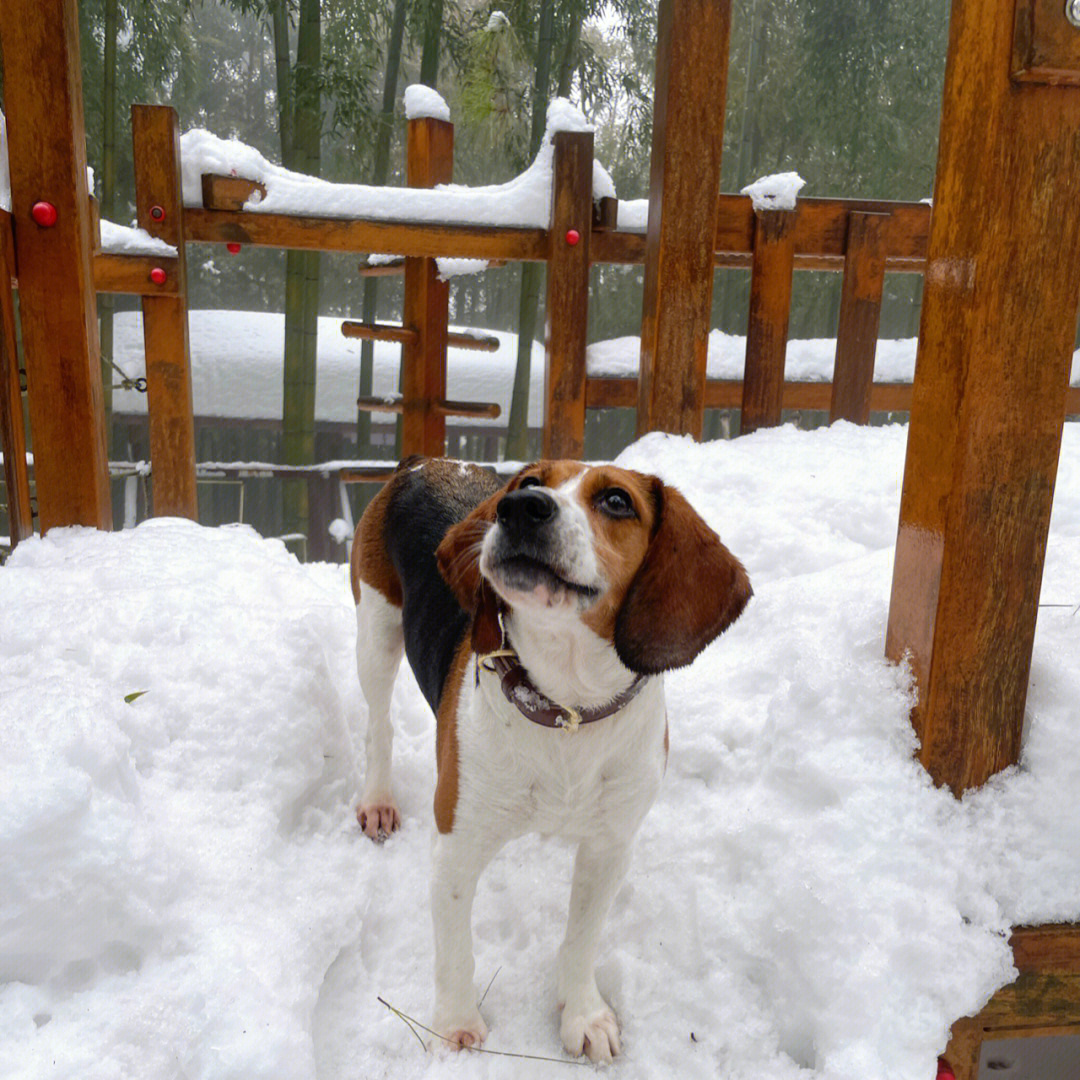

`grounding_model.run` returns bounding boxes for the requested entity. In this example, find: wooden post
[885,0,1080,794]
[131,104,199,520]
[830,211,888,425]
[0,213,34,544]
[0,0,111,531]
[740,208,796,434]
[636,0,732,439]
[544,130,593,460]
[401,115,453,459]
